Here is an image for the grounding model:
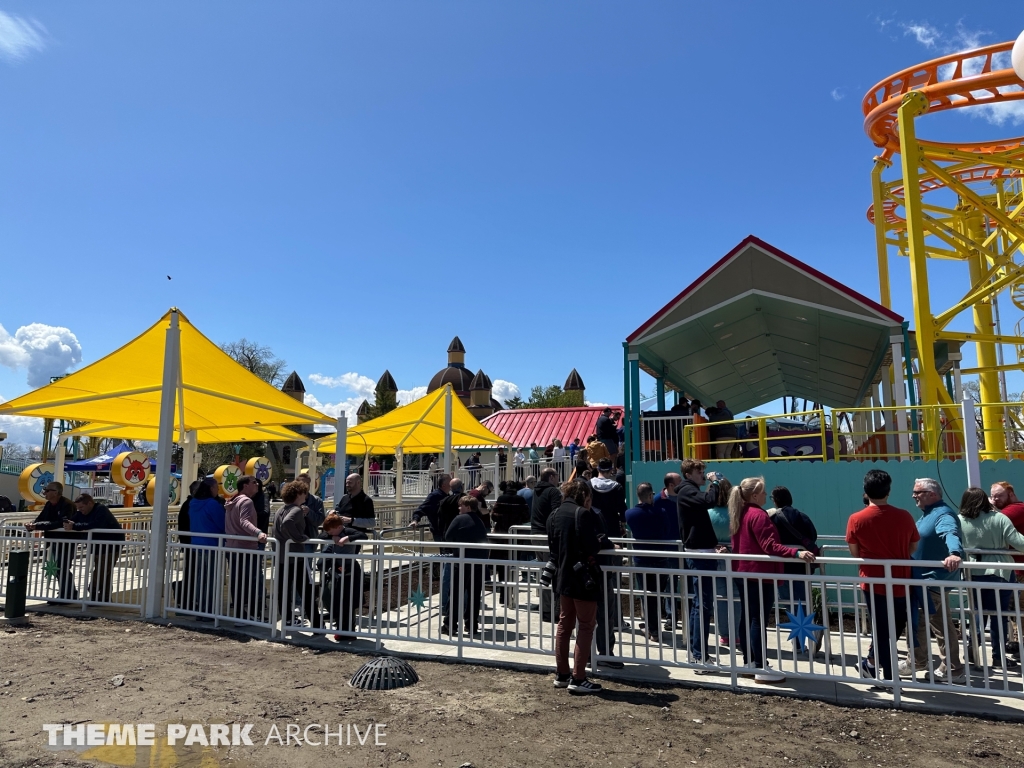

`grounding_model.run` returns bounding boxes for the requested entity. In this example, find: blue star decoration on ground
[43,558,60,581]
[408,589,427,609]
[778,604,825,653]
